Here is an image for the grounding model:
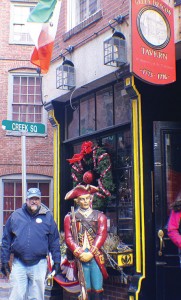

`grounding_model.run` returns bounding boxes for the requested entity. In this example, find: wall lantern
[104,31,127,67]
[56,59,75,90]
